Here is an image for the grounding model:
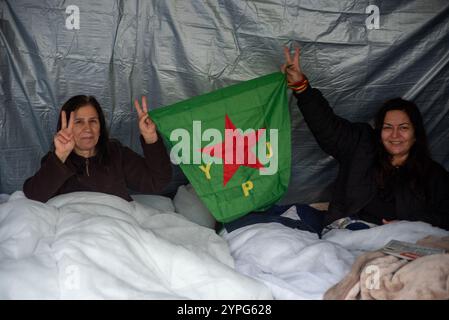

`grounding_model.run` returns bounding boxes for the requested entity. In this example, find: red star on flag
[201,114,265,186]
